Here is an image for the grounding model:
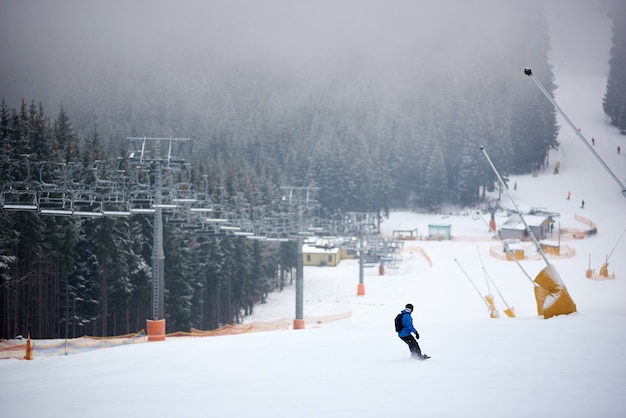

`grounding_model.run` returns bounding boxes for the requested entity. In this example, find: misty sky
[545,0,612,77]
[0,0,612,112]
